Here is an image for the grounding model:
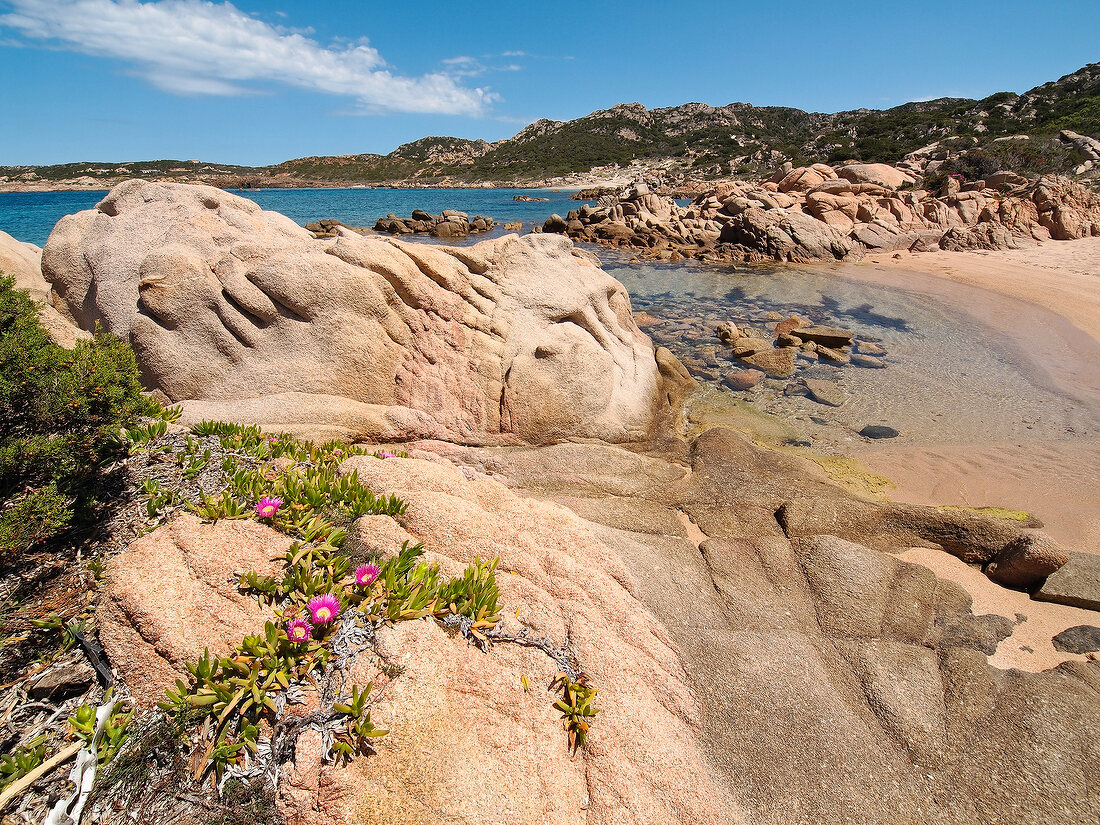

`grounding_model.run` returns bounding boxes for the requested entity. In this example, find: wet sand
[833,239,1100,561]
